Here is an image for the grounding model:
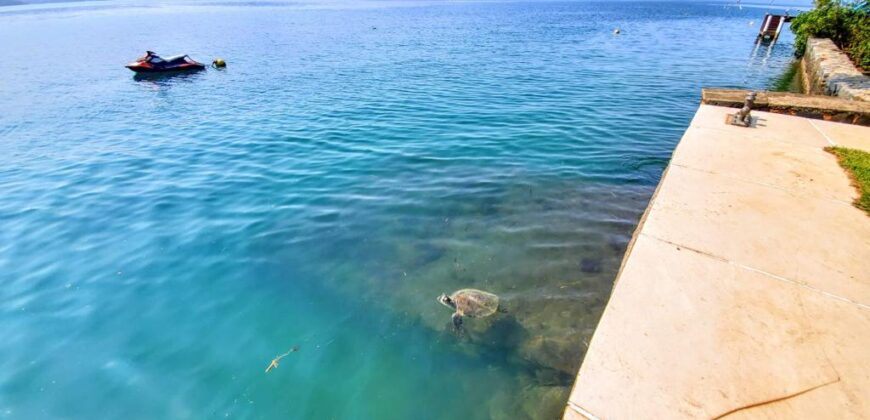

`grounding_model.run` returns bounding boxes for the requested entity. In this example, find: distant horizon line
[0,0,816,11]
